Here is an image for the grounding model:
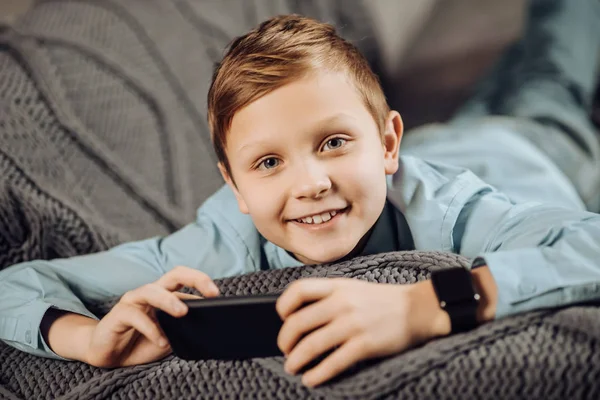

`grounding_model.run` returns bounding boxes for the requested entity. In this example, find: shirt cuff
[475,248,564,319]
[1,300,99,361]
